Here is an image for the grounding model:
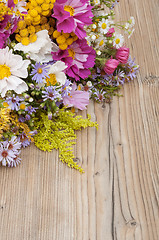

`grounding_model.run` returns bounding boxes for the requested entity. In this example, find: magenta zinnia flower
[52,0,93,39]
[52,39,96,80]
[63,83,89,110]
